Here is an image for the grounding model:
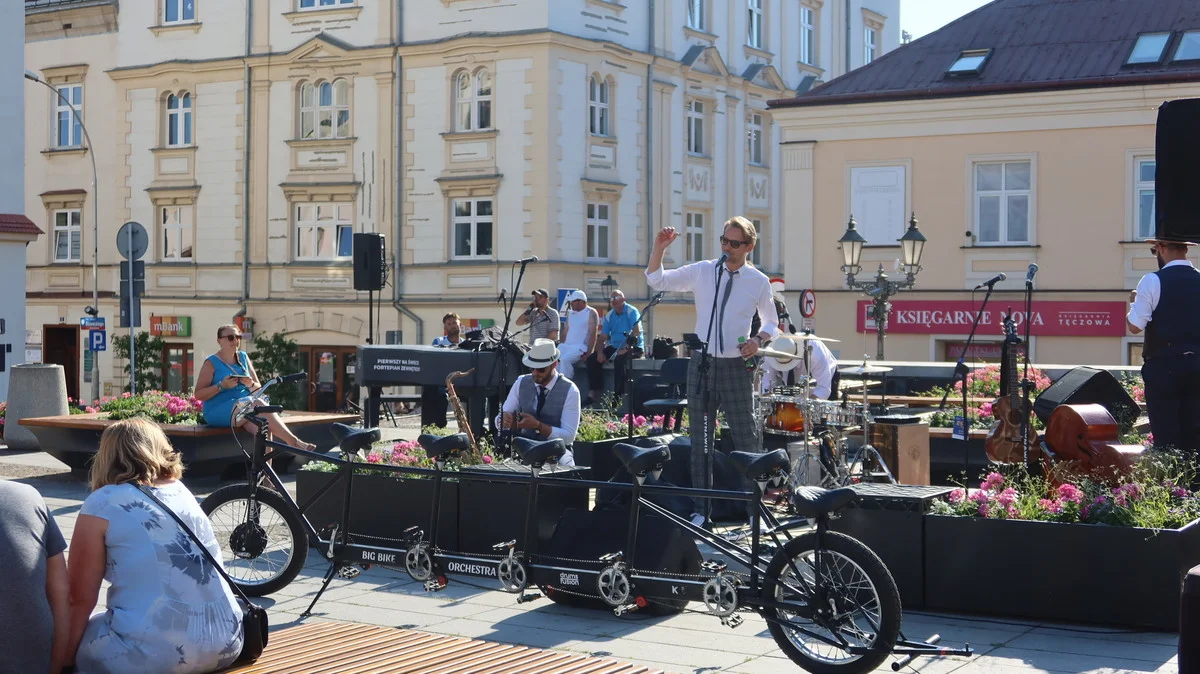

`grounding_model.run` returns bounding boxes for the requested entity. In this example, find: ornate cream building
[23,0,898,408]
